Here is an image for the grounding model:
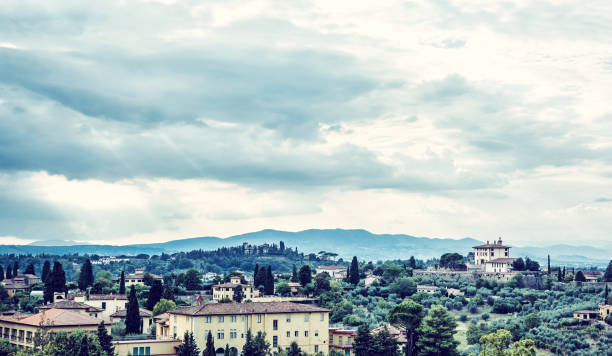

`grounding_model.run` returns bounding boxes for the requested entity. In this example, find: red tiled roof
[0,309,108,327]
[485,258,516,263]
[110,308,152,318]
[88,294,128,300]
[329,327,357,335]
[39,300,104,313]
[169,302,329,316]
